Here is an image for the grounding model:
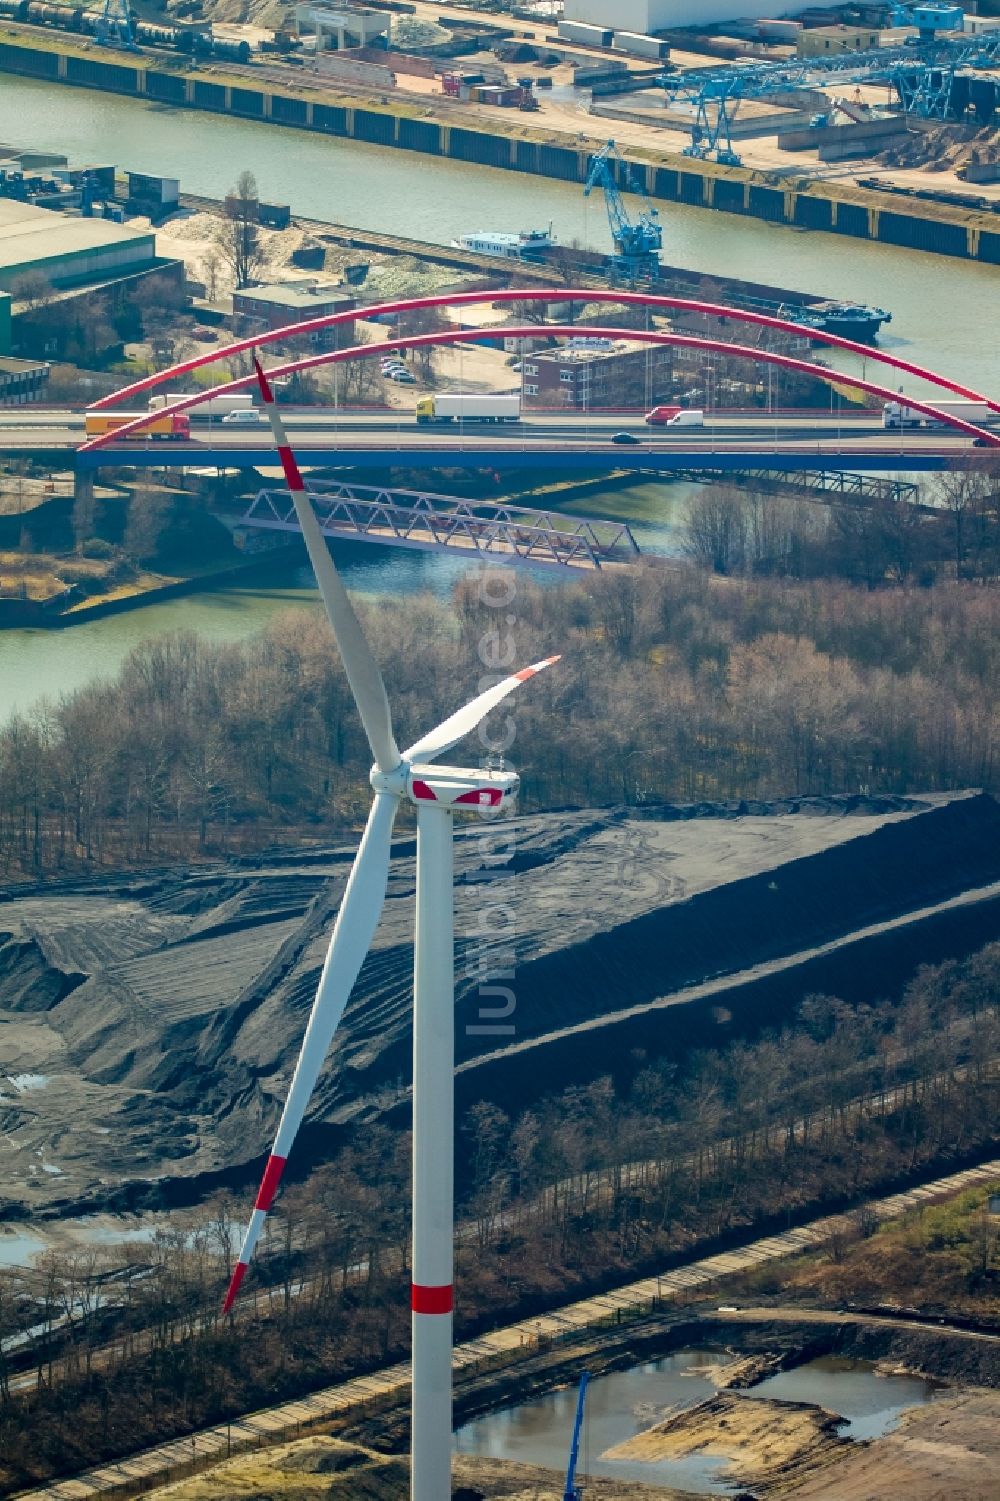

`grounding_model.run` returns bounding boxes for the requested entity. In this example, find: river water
[0,74,998,392]
[0,481,690,719]
[0,75,996,716]
[453,1351,940,1493]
